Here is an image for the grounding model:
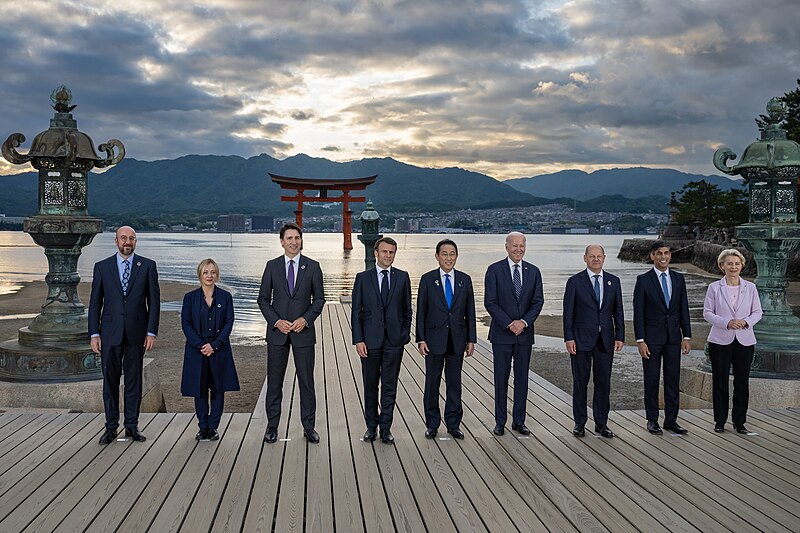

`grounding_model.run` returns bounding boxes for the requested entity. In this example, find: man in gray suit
[258,222,325,443]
